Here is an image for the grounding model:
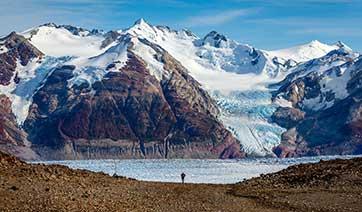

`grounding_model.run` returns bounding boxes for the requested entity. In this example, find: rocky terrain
[1,151,361,211]
[231,157,362,212]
